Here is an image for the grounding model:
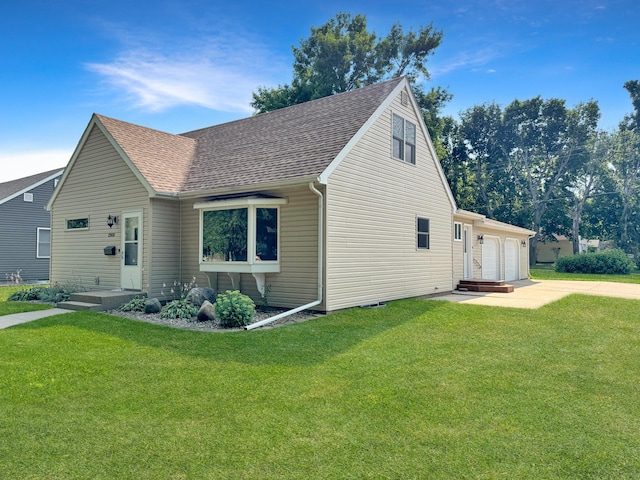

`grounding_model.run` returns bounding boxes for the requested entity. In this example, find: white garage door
[482,237,500,280]
[505,239,519,281]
